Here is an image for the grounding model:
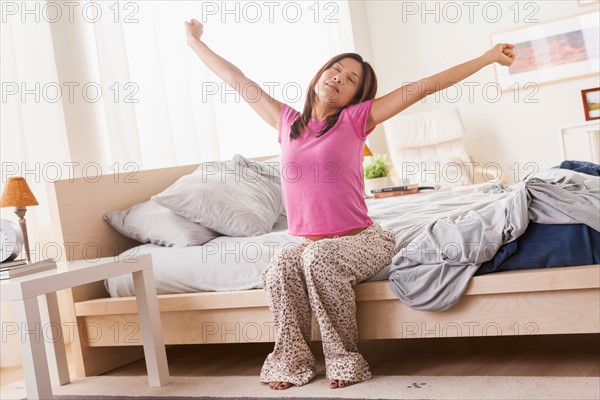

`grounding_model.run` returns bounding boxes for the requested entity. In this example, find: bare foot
[329,379,354,389]
[268,381,293,390]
